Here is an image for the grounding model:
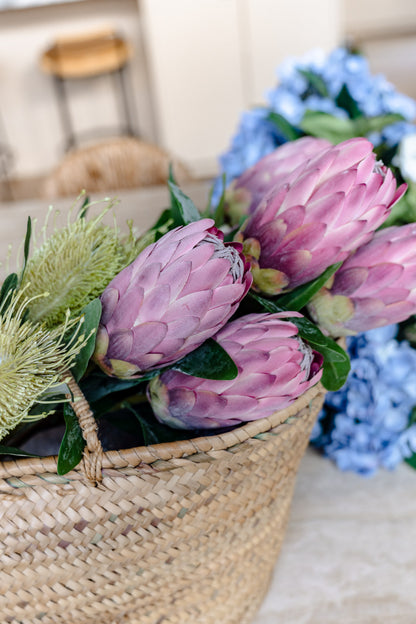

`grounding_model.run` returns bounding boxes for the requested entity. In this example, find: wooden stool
[40,28,137,152]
